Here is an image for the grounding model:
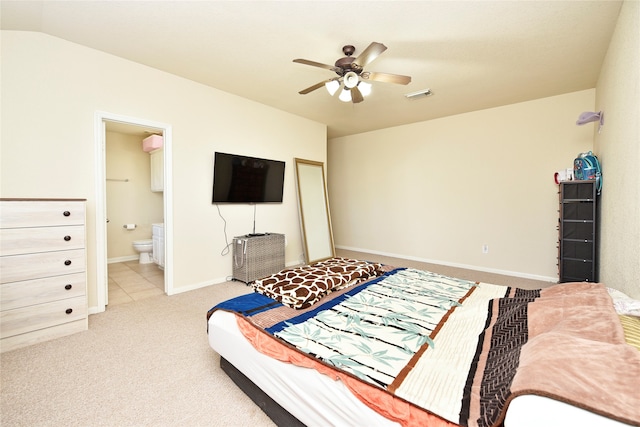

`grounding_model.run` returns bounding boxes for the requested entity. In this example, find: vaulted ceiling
[1,1,623,138]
